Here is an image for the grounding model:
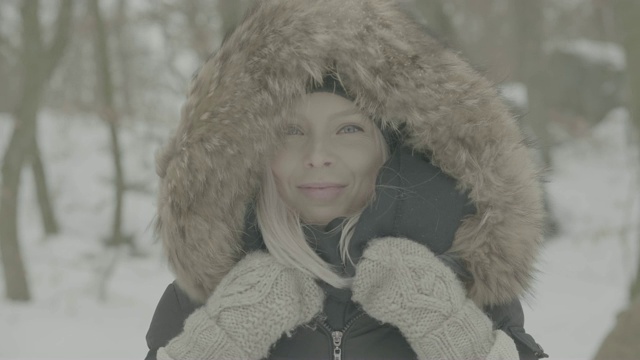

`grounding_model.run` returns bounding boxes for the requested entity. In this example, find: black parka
[146,146,546,359]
